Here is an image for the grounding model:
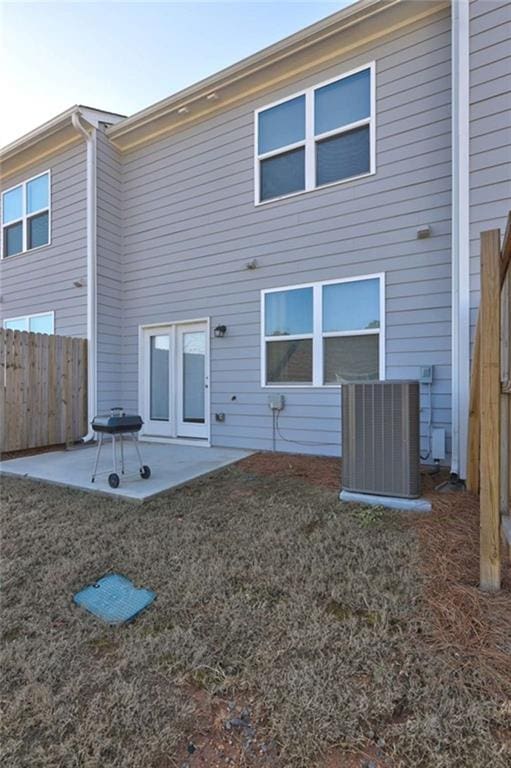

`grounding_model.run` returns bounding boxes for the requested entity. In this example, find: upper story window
[1,171,50,258]
[262,274,384,386]
[255,63,374,204]
[3,311,54,334]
